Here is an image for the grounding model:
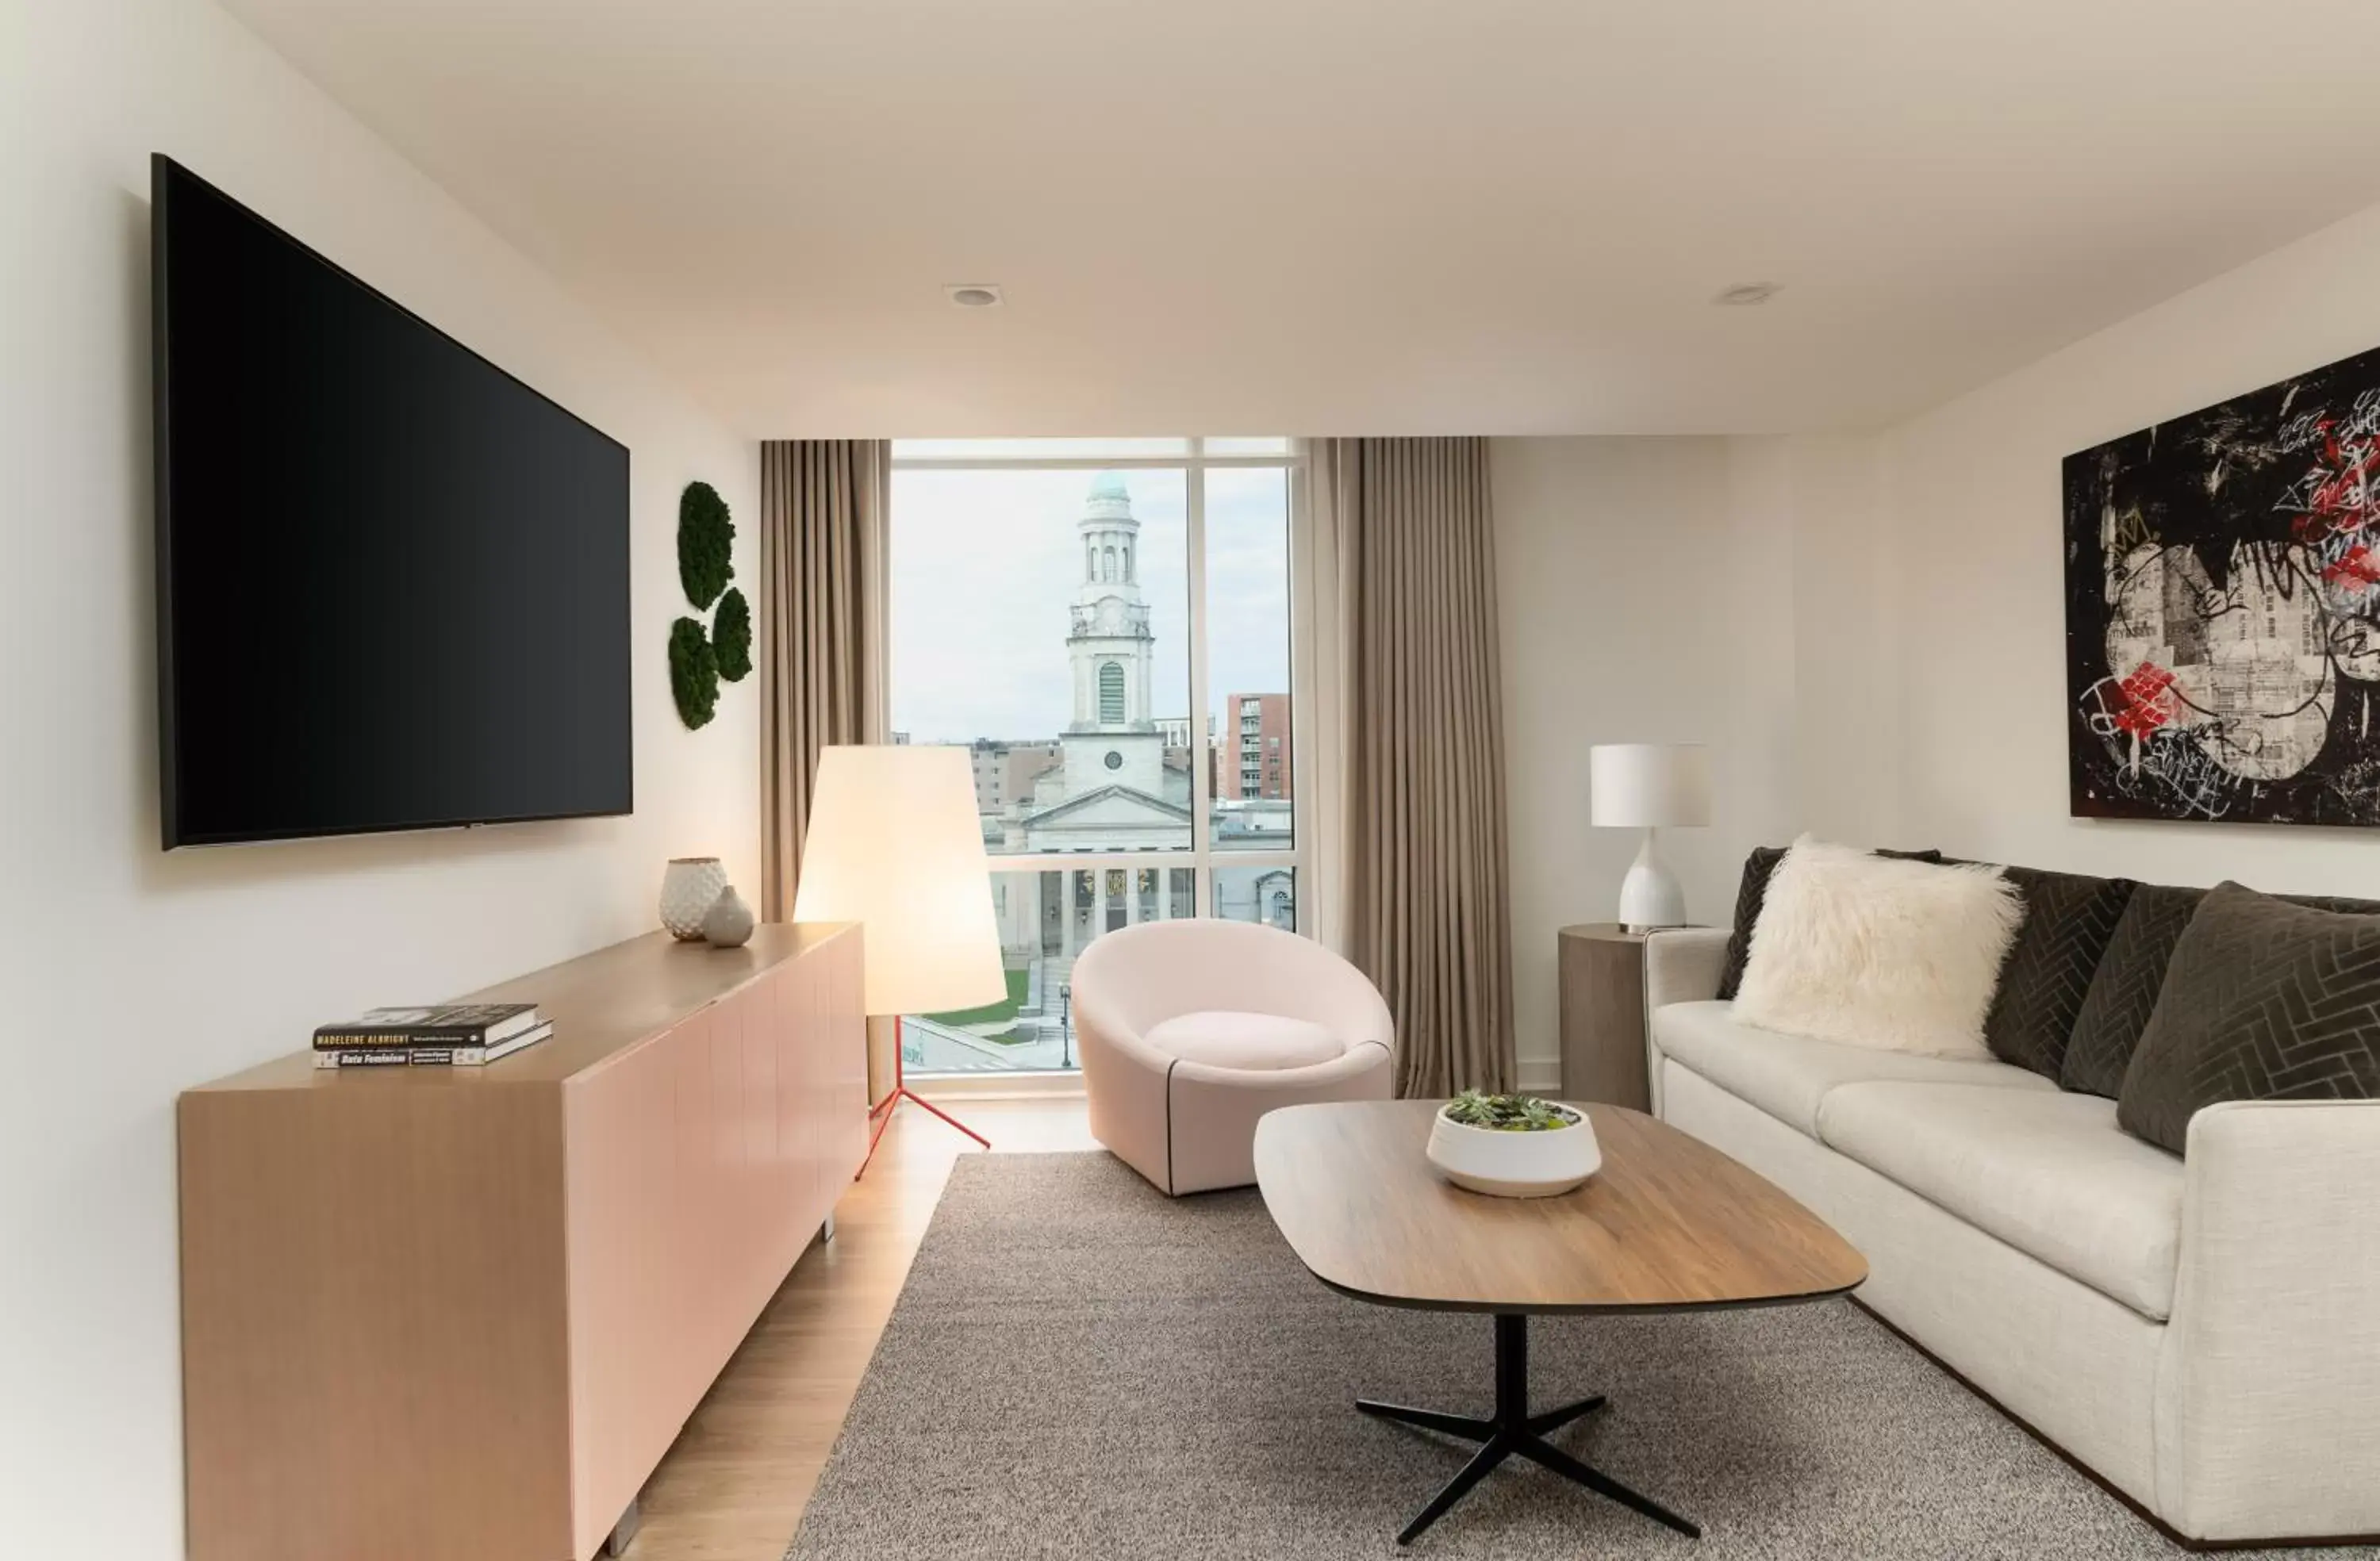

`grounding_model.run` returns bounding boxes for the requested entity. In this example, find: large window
[889,438,1305,1075]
